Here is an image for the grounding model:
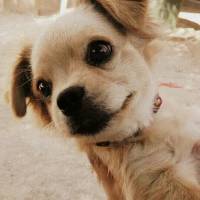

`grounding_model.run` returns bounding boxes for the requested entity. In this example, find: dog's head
[8,0,157,142]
